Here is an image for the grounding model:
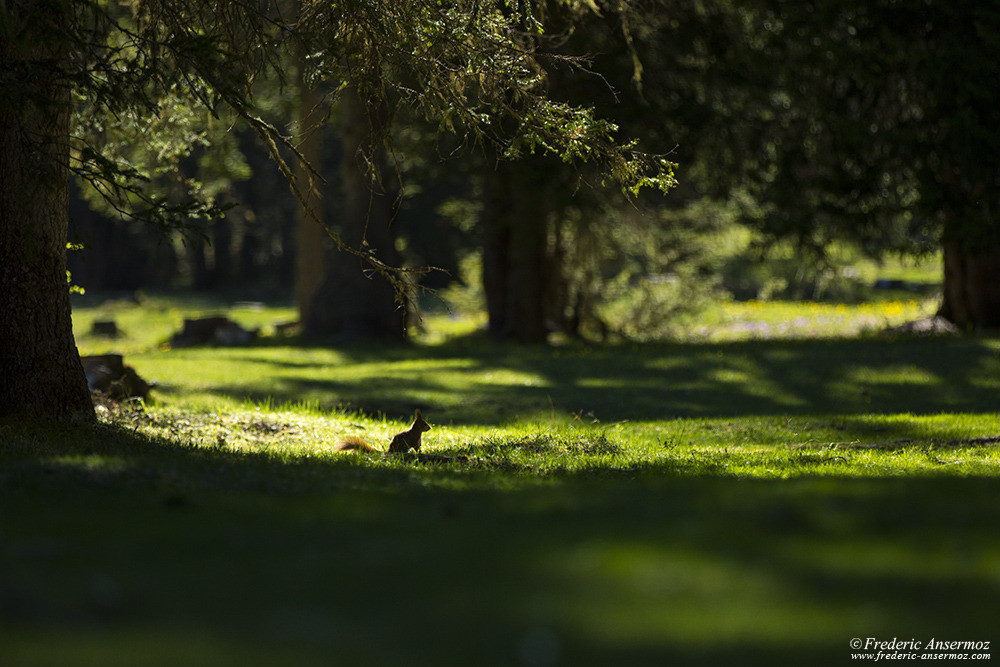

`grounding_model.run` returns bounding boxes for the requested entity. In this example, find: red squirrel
[335,409,431,454]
